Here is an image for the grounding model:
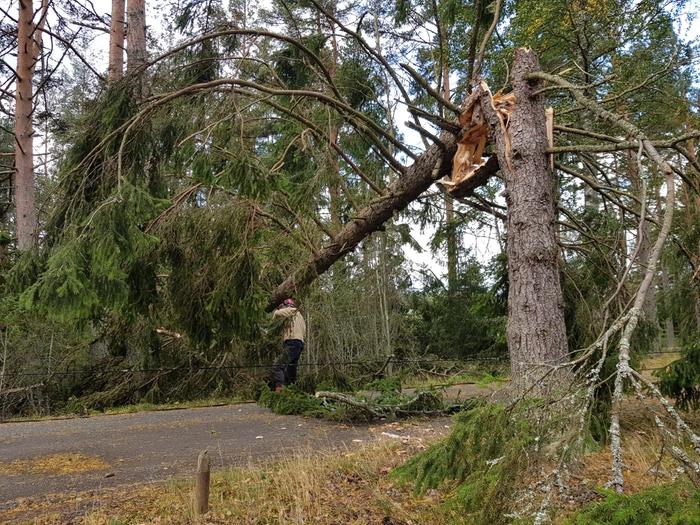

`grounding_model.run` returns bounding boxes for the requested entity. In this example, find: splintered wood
[442,84,515,196]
